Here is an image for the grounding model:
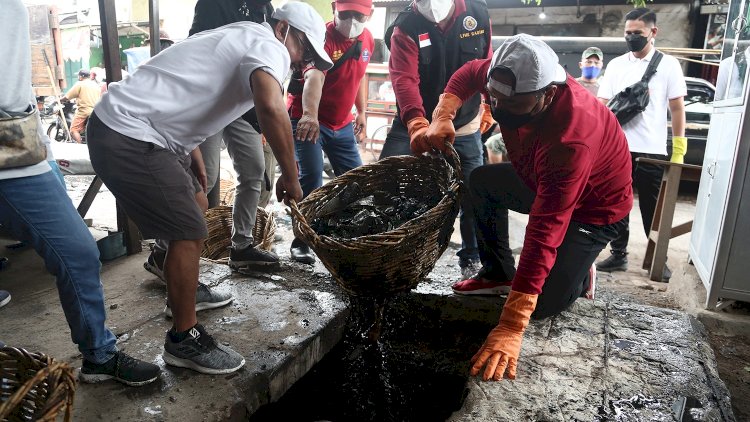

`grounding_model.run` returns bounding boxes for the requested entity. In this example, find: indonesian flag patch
[418,33,431,48]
